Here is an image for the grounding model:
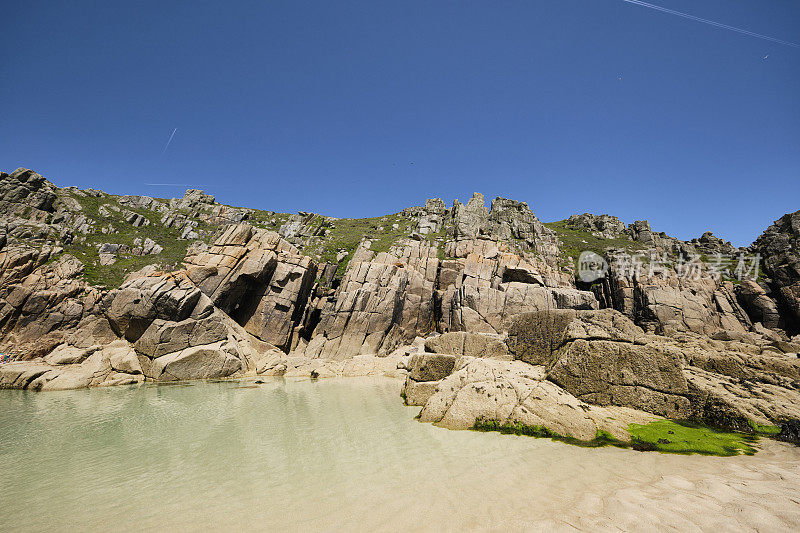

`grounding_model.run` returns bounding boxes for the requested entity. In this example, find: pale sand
[279,436,800,532]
